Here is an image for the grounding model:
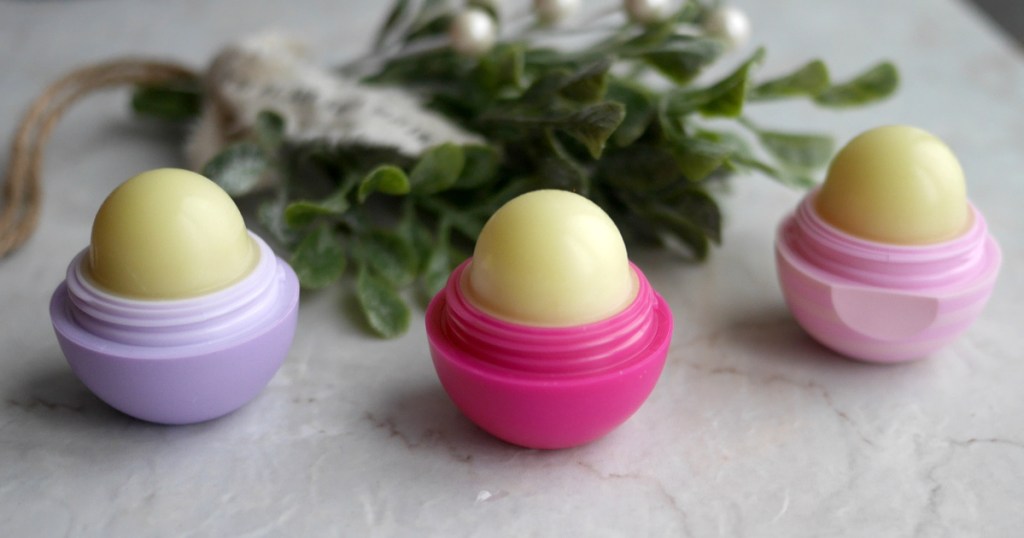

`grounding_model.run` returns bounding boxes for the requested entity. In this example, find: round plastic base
[776,193,1001,363]
[426,261,673,449]
[49,236,299,424]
